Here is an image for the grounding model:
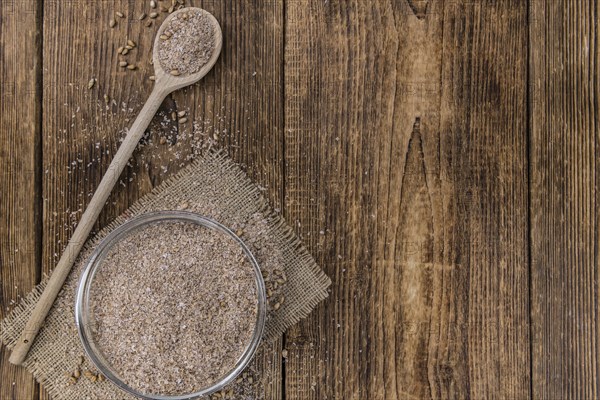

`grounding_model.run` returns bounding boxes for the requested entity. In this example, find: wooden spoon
[9,7,223,365]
